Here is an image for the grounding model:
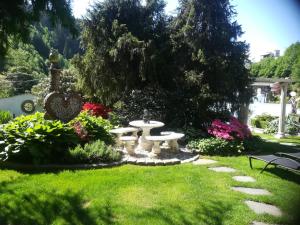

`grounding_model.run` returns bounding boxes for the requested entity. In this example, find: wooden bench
[109,127,139,147]
[120,136,138,155]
